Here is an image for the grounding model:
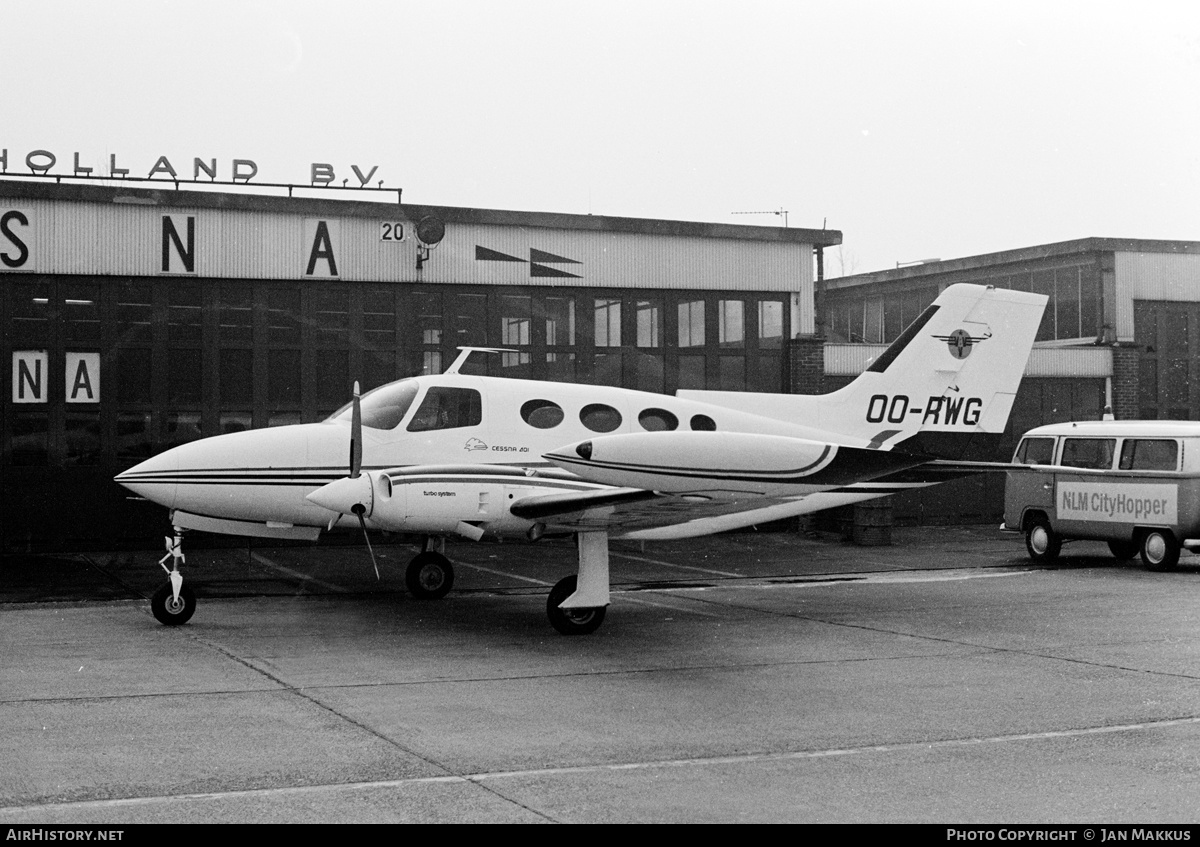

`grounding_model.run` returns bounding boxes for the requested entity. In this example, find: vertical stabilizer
[815,284,1047,448]
[677,283,1047,452]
